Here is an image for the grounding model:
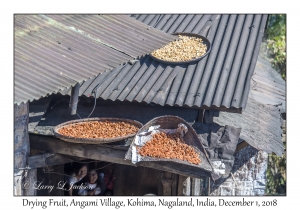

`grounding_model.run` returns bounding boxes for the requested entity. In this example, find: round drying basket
[53,117,143,144]
[149,32,211,65]
[136,115,202,148]
[125,115,213,173]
